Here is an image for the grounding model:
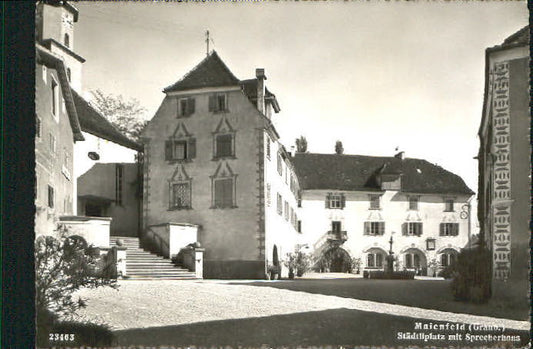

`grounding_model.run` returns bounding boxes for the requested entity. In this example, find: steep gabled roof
[36,44,84,142]
[163,51,240,93]
[501,25,529,47]
[292,153,474,195]
[71,89,142,151]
